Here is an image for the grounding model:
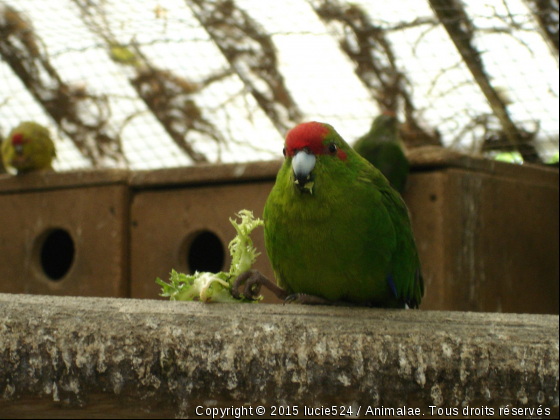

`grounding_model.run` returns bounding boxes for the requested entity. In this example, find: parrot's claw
[231,271,259,300]
[283,294,333,306]
[232,270,288,301]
